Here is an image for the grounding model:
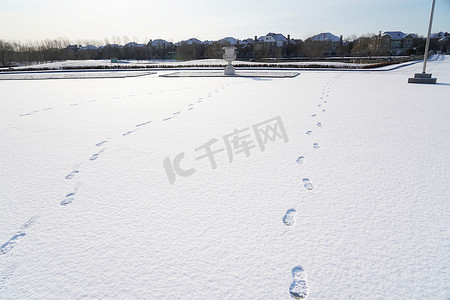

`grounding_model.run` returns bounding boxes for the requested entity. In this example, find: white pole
[422,0,436,74]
